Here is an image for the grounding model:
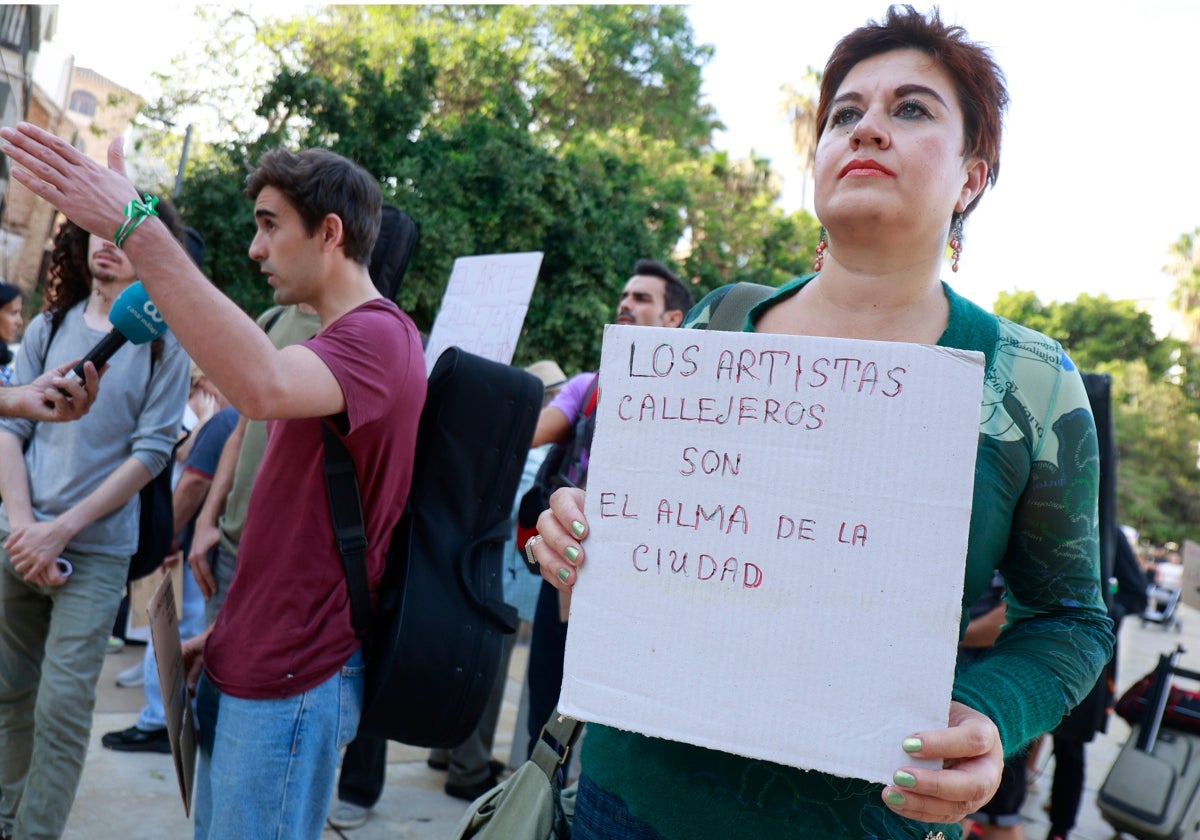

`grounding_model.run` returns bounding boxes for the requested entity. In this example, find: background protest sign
[423,251,543,372]
[559,324,985,783]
